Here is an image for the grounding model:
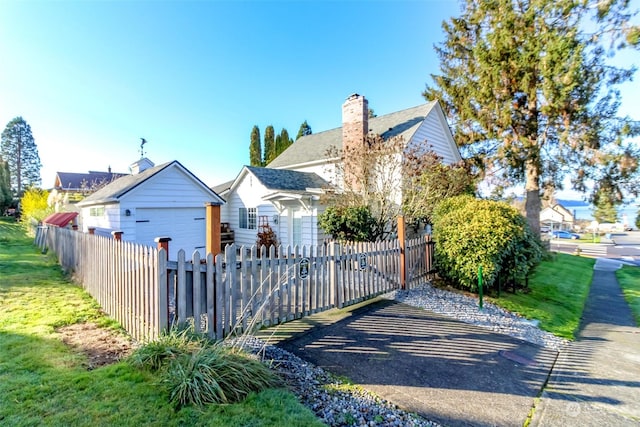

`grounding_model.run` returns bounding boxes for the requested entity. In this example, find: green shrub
[432,196,542,291]
[318,205,376,242]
